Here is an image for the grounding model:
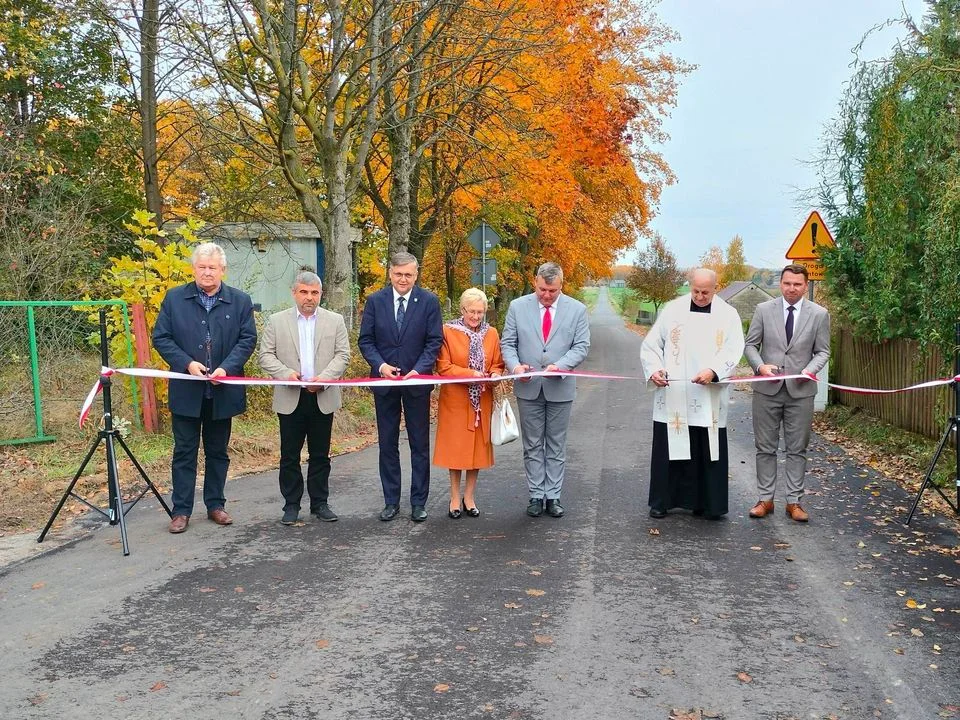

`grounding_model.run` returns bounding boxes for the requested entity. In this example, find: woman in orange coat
[433,288,505,518]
